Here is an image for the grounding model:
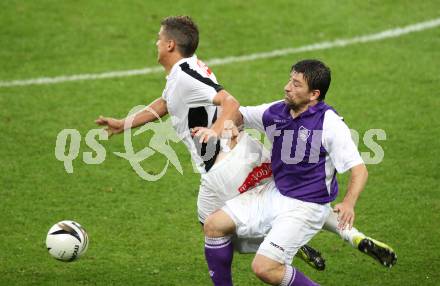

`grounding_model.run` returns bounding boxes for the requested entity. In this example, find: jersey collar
[285,101,327,120]
[166,55,197,80]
